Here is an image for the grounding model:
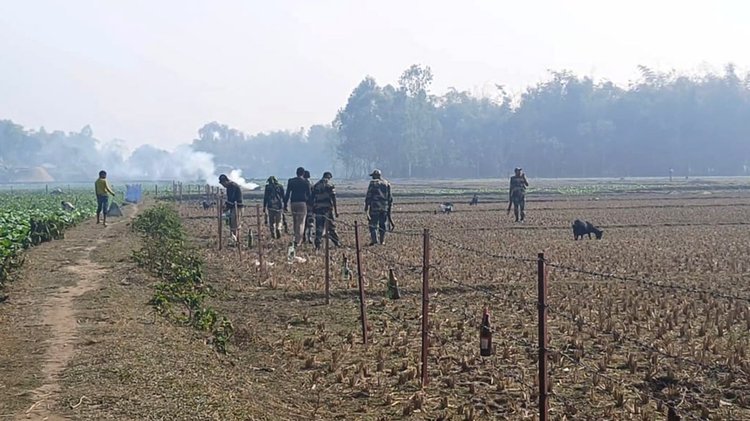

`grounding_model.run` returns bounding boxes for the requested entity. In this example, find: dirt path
[0,205,138,420]
[19,247,108,420]
[2,202,282,421]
